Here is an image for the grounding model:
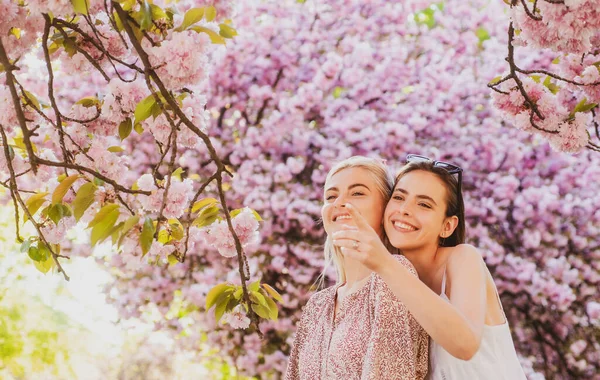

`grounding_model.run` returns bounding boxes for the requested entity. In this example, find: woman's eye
[326,195,336,200]
[419,203,432,209]
[352,192,365,196]
[393,195,404,201]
